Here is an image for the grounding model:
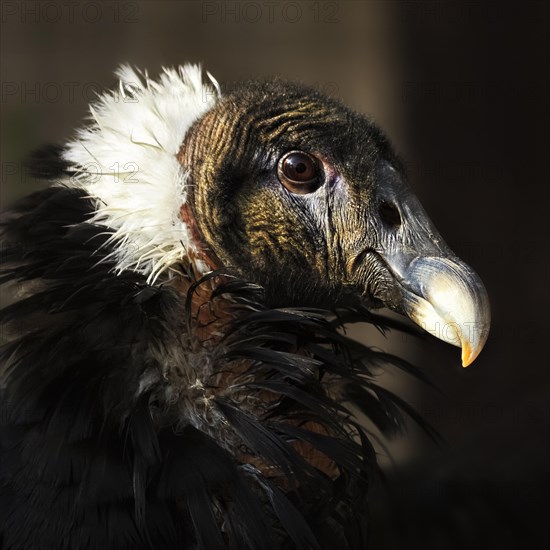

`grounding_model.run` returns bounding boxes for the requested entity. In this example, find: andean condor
[0,65,495,549]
